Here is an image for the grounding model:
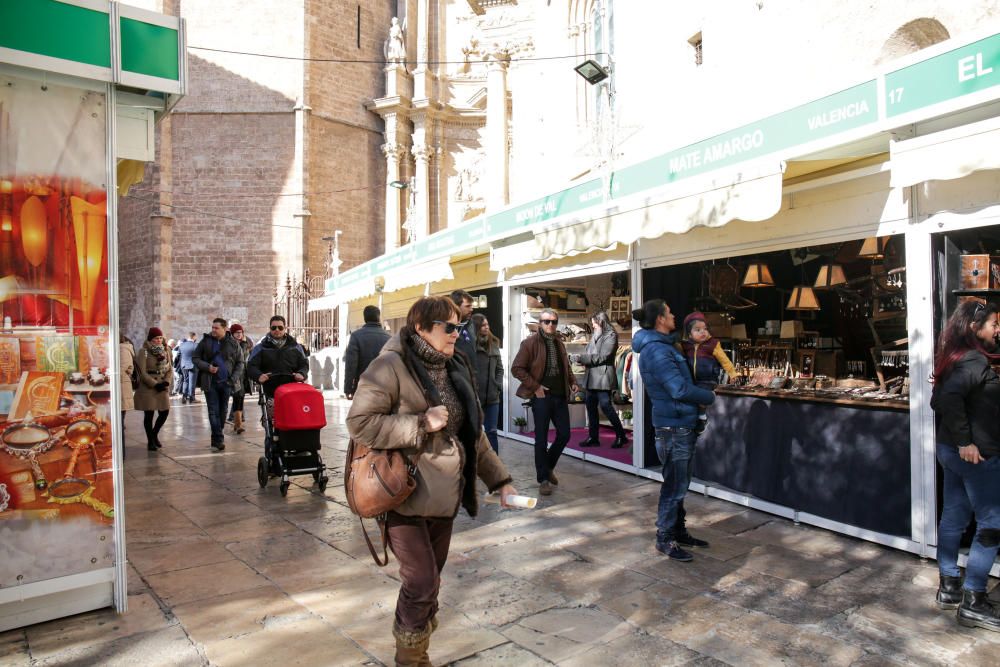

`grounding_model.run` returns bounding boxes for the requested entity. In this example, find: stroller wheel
[256,457,269,488]
[318,477,328,493]
[279,481,290,497]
